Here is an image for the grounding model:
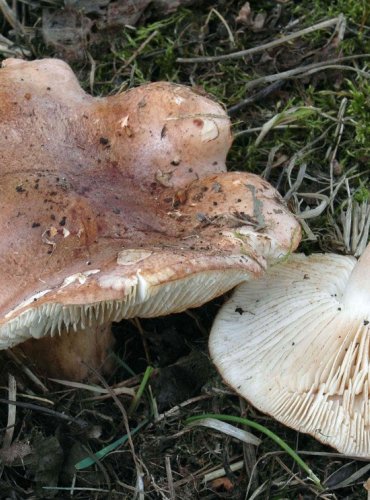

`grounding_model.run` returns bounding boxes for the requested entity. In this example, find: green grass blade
[75,419,148,470]
[186,413,323,490]
[129,365,154,416]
